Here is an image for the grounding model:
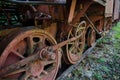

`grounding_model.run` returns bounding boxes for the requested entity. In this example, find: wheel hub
[39,47,56,60]
[27,60,44,78]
